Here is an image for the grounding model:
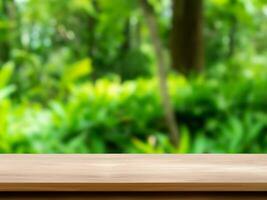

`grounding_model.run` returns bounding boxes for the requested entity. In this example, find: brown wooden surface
[0,155,267,191]
[0,192,266,200]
